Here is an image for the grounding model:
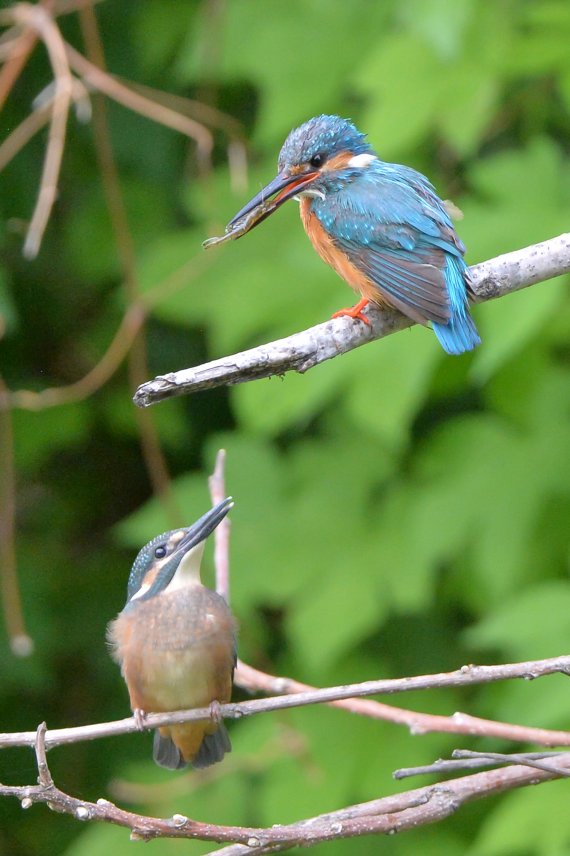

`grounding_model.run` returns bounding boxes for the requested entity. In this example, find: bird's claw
[133,708,147,731]
[208,700,223,725]
[332,298,371,326]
